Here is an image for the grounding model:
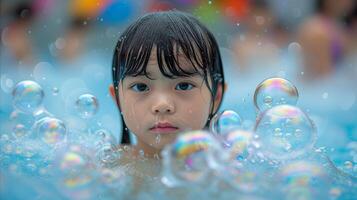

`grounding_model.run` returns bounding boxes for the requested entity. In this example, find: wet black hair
[112,10,225,144]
